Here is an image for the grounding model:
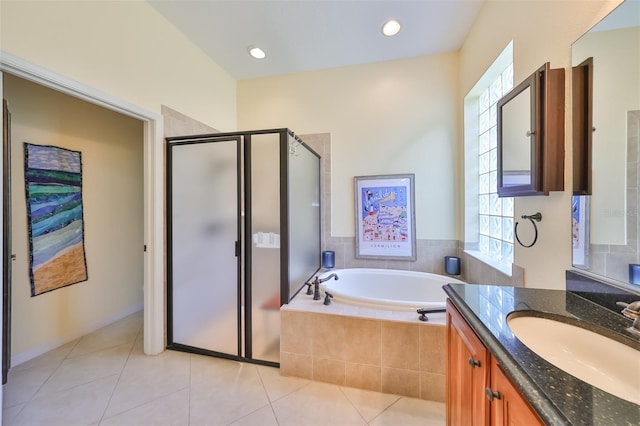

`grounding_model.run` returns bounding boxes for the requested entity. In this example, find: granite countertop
[443,283,640,426]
